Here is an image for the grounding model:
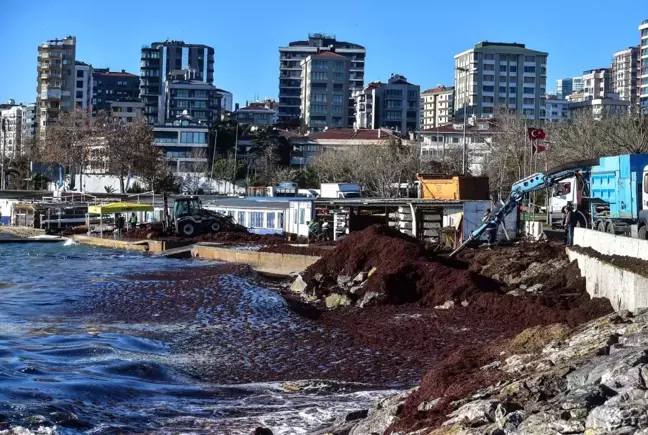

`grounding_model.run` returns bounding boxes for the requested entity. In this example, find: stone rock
[349,281,367,296]
[337,275,352,288]
[344,409,368,422]
[586,401,648,431]
[314,273,324,282]
[516,412,561,435]
[353,272,366,283]
[326,294,352,309]
[461,300,470,307]
[605,387,648,406]
[549,418,585,433]
[507,289,525,297]
[359,292,383,308]
[566,348,648,390]
[497,410,526,431]
[435,300,455,310]
[519,284,528,290]
[290,274,308,293]
[417,398,441,412]
[526,283,544,293]
[443,400,499,427]
[349,389,414,435]
[558,384,616,410]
